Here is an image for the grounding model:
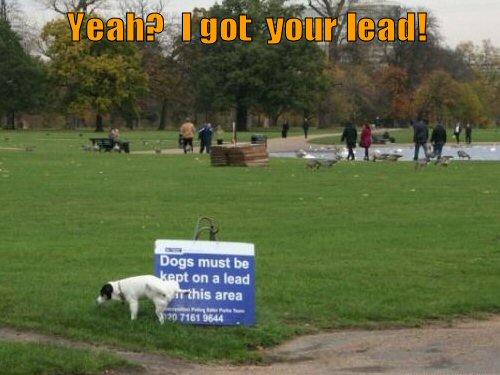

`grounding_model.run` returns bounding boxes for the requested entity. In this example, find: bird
[457,150,471,160]
[386,154,403,162]
[296,149,307,158]
[427,151,437,159]
[372,153,391,162]
[305,159,321,170]
[435,159,450,167]
[321,159,338,167]
[415,158,429,171]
